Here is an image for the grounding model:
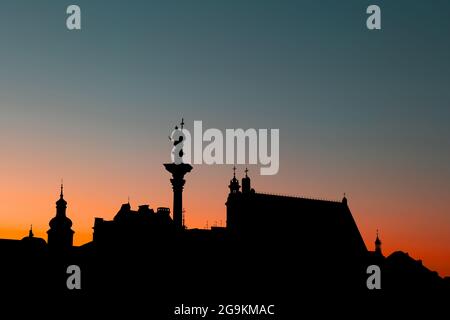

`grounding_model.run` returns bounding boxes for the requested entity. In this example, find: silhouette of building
[22,225,46,250]
[226,168,367,260]
[47,184,74,252]
[0,143,449,309]
[93,203,174,247]
[383,251,444,291]
[0,226,47,256]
